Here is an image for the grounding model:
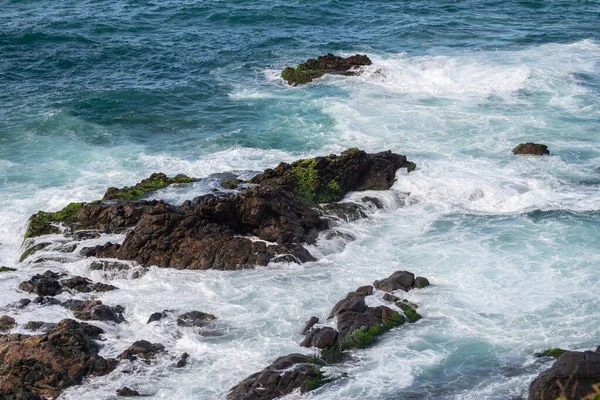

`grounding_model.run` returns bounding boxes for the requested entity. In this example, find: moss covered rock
[0,266,16,273]
[281,53,372,86]
[25,203,87,239]
[535,348,567,358]
[396,301,421,323]
[251,148,415,204]
[103,173,196,201]
[512,142,550,155]
[221,179,242,190]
